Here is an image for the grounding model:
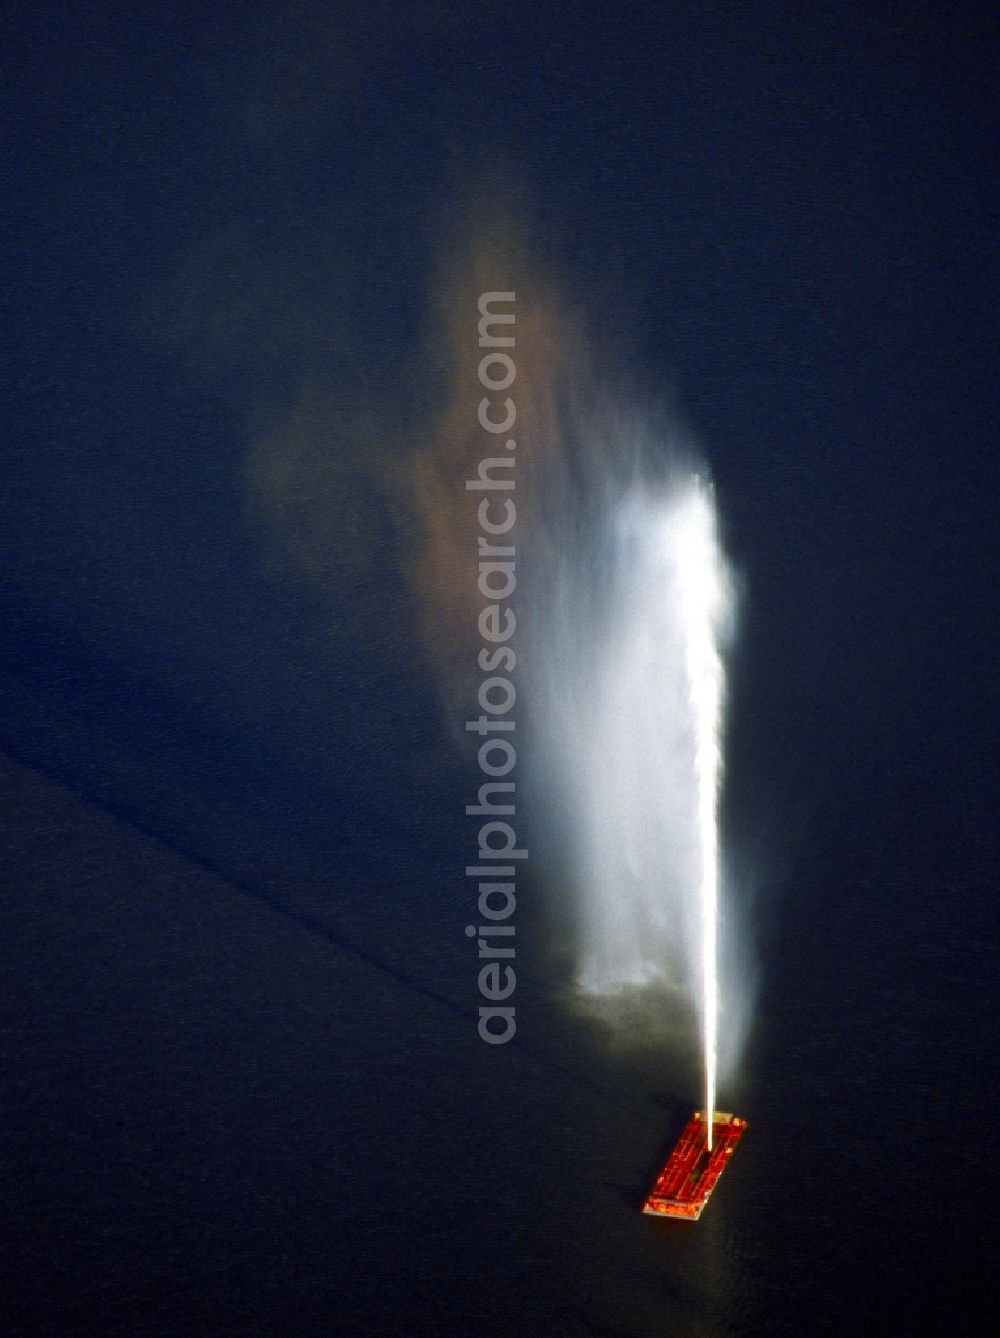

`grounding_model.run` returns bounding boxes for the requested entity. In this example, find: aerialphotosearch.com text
[465,290,523,1045]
